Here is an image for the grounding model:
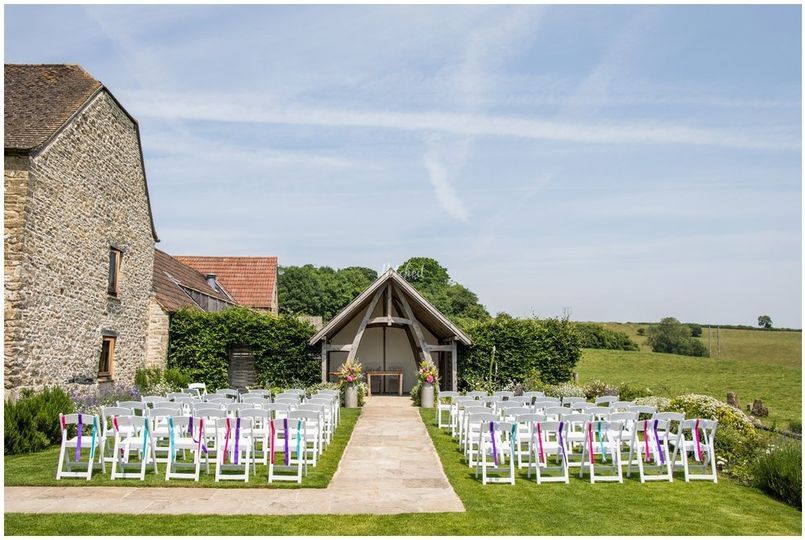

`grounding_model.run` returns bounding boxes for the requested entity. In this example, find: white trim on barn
[309,269,470,393]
